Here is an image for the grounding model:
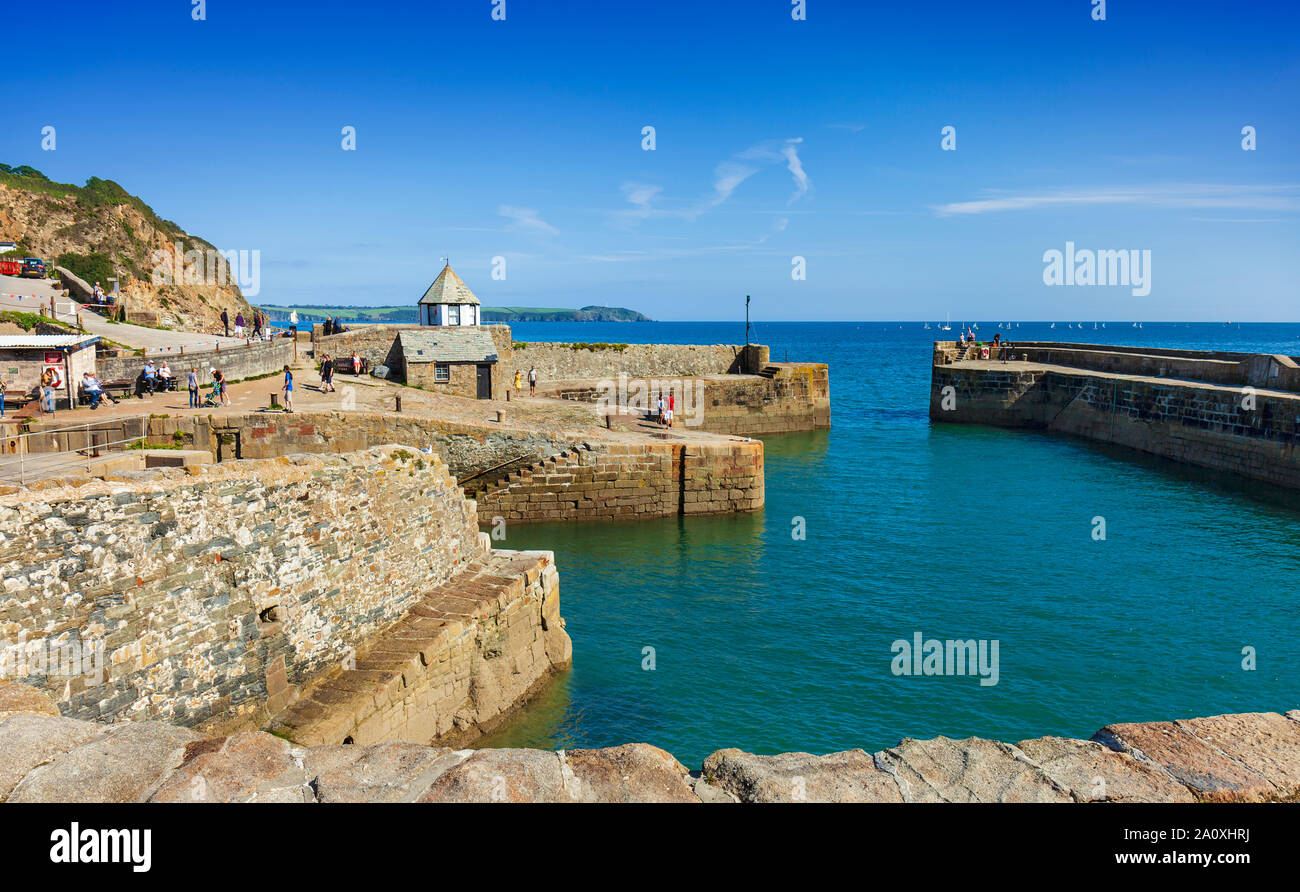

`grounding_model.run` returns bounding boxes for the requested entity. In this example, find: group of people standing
[221,308,265,338]
[220,307,298,340]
